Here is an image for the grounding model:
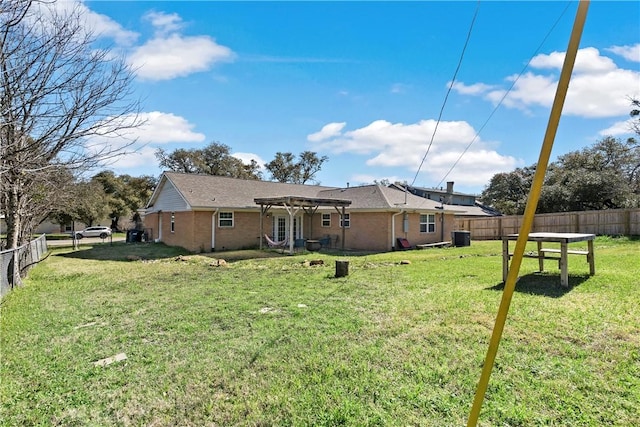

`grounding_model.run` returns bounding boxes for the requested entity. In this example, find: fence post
[12,249,20,288]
